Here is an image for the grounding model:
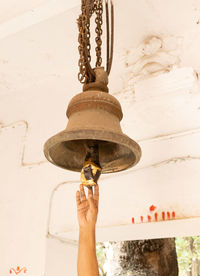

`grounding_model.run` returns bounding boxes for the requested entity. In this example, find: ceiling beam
[0,0,80,40]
